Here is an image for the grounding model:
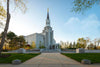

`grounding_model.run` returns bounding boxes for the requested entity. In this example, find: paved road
[0,53,100,67]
